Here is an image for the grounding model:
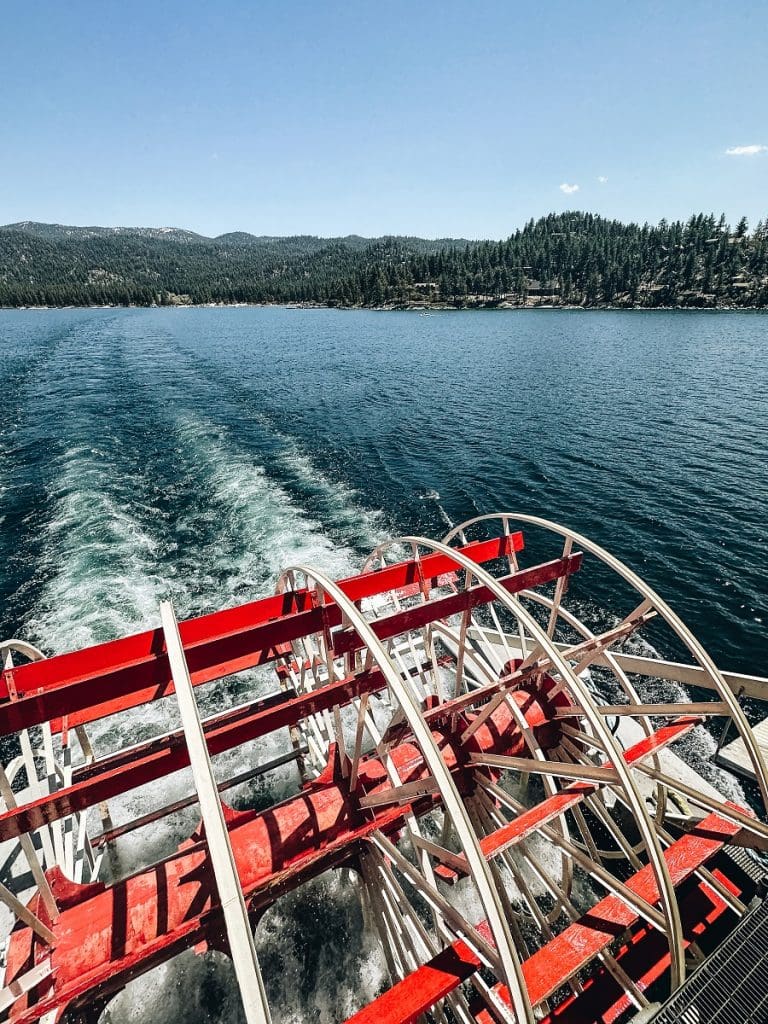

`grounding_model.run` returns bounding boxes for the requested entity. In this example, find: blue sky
[2,0,766,238]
